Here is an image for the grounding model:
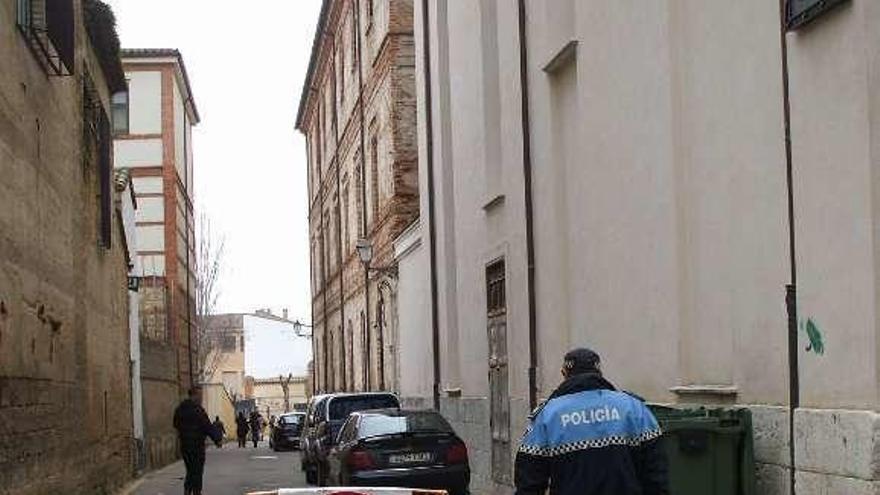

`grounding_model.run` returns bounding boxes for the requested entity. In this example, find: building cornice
[121,48,201,124]
[296,0,332,132]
